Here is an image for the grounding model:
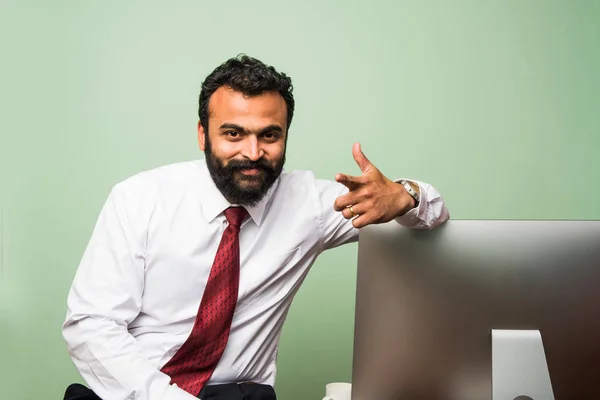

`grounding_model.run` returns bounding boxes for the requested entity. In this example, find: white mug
[322,382,351,400]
